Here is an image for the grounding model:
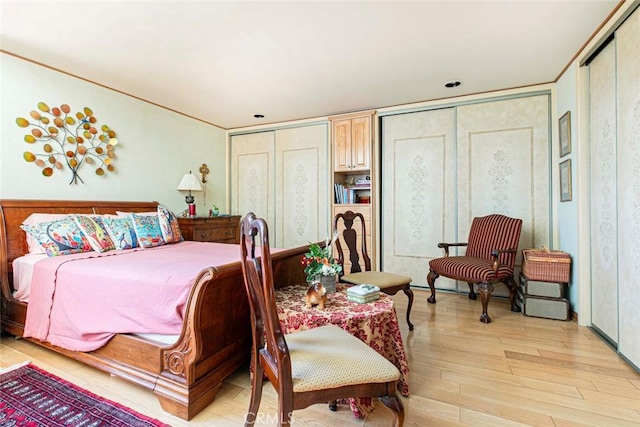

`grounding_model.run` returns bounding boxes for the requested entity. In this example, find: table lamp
[177,171,203,216]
